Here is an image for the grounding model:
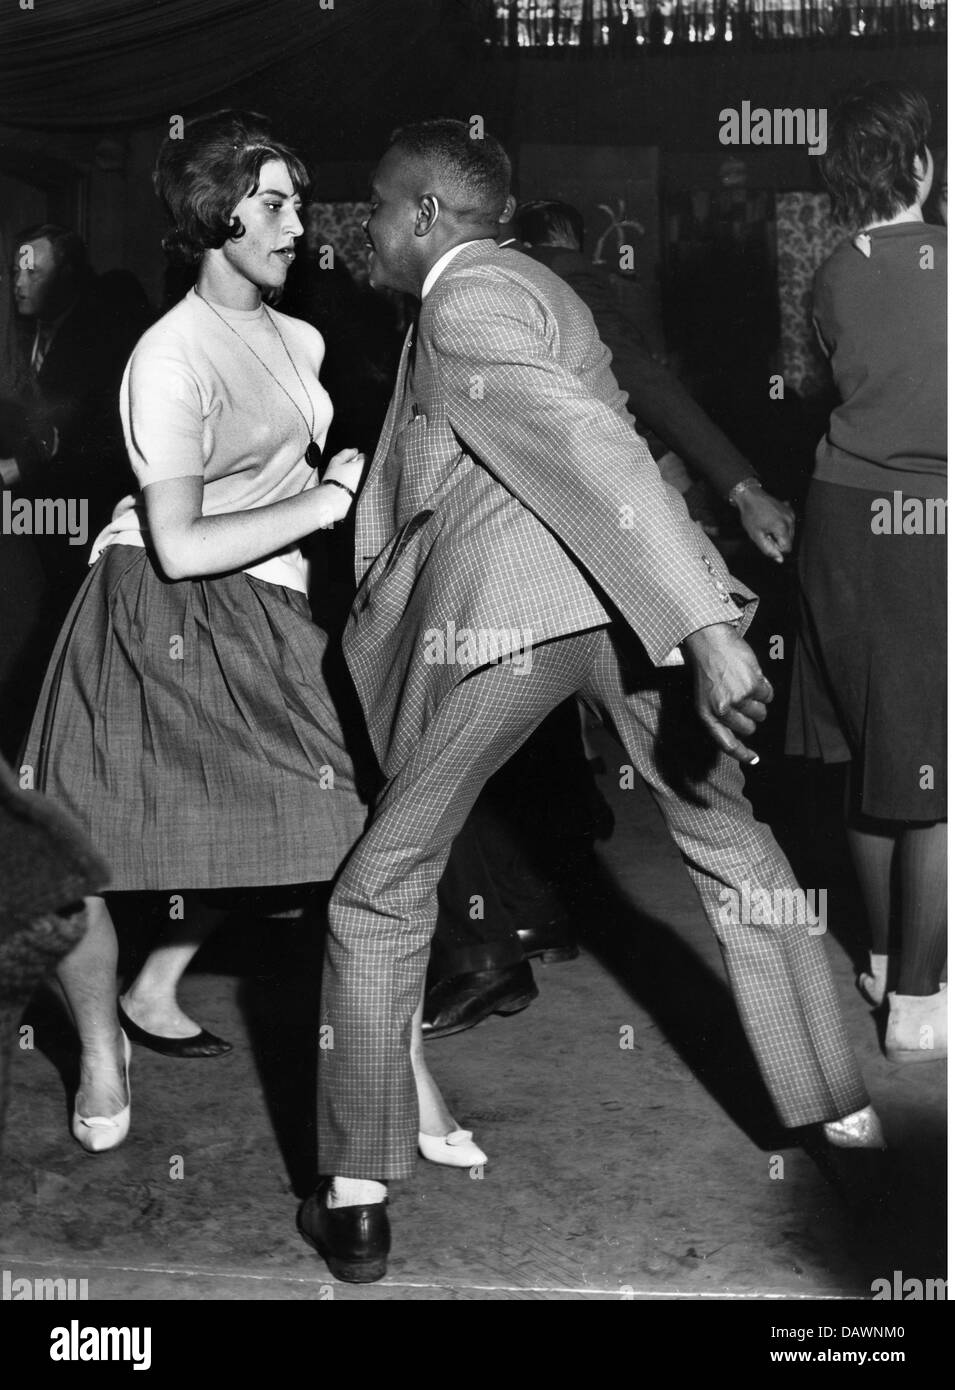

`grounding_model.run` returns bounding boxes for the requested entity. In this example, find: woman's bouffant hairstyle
[153,110,310,264]
[821,82,932,229]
